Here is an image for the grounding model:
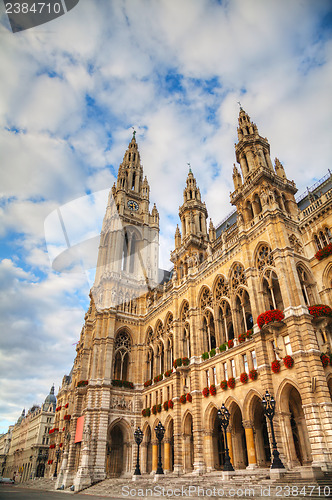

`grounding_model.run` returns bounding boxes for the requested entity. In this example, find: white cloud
[1,0,332,431]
